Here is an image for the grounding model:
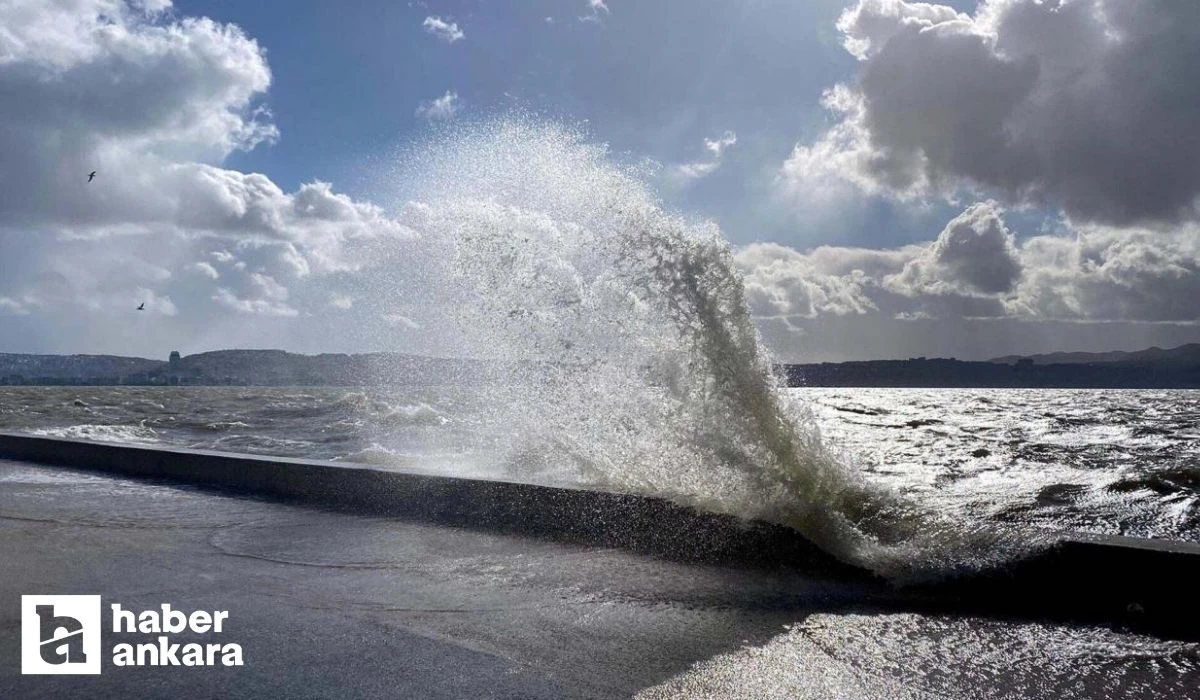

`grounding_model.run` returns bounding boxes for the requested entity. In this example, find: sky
[2,0,1200,361]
